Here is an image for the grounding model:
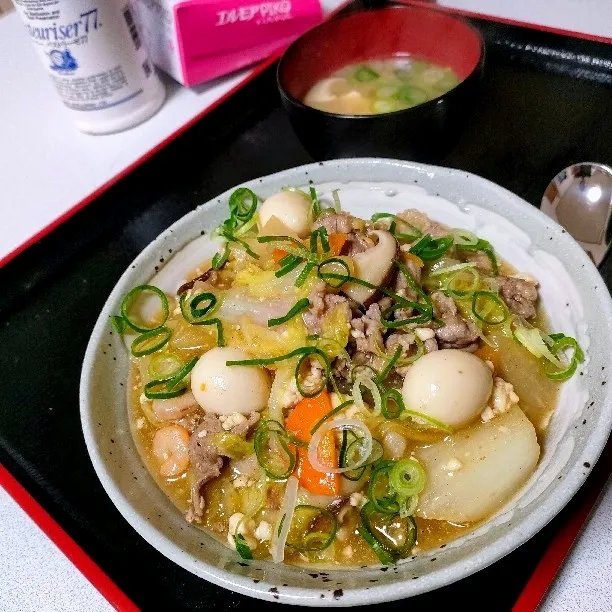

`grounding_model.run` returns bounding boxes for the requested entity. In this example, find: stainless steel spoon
[541,162,612,266]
